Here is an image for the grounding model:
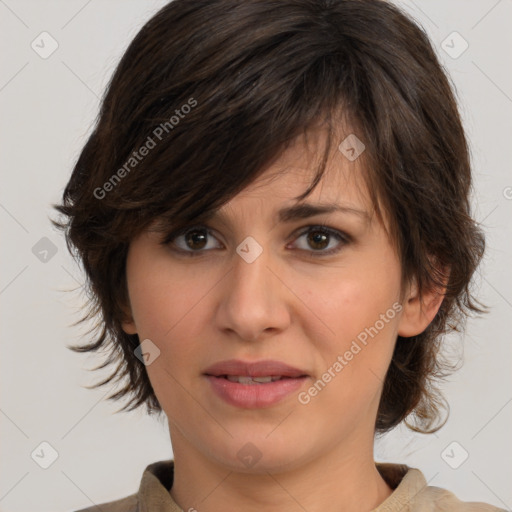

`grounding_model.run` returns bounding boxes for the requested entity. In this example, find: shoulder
[376,463,507,512]
[413,482,507,511]
[71,459,176,512]
[73,492,138,512]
